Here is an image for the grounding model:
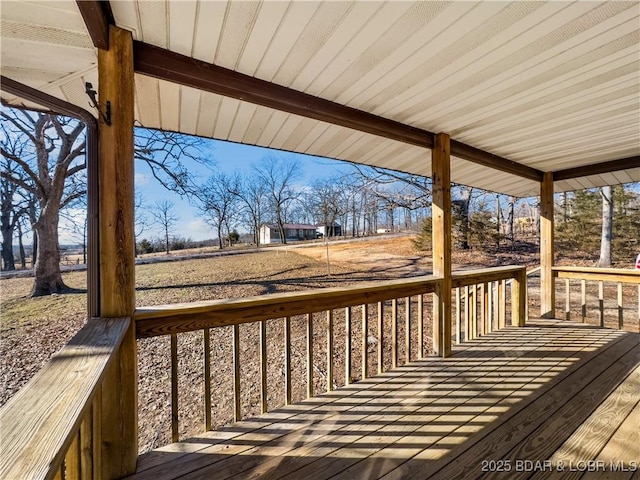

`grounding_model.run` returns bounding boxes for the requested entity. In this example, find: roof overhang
[2,0,638,197]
